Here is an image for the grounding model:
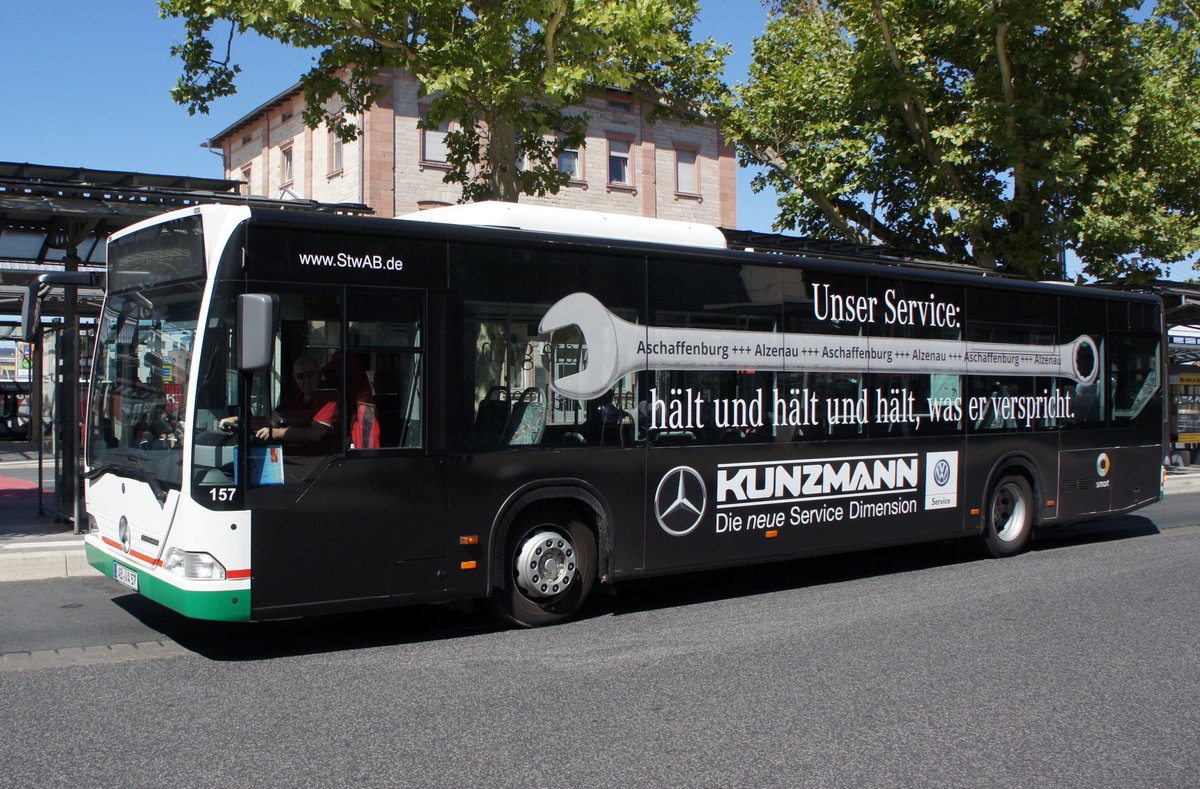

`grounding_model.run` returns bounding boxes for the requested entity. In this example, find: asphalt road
[1,499,1197,787]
